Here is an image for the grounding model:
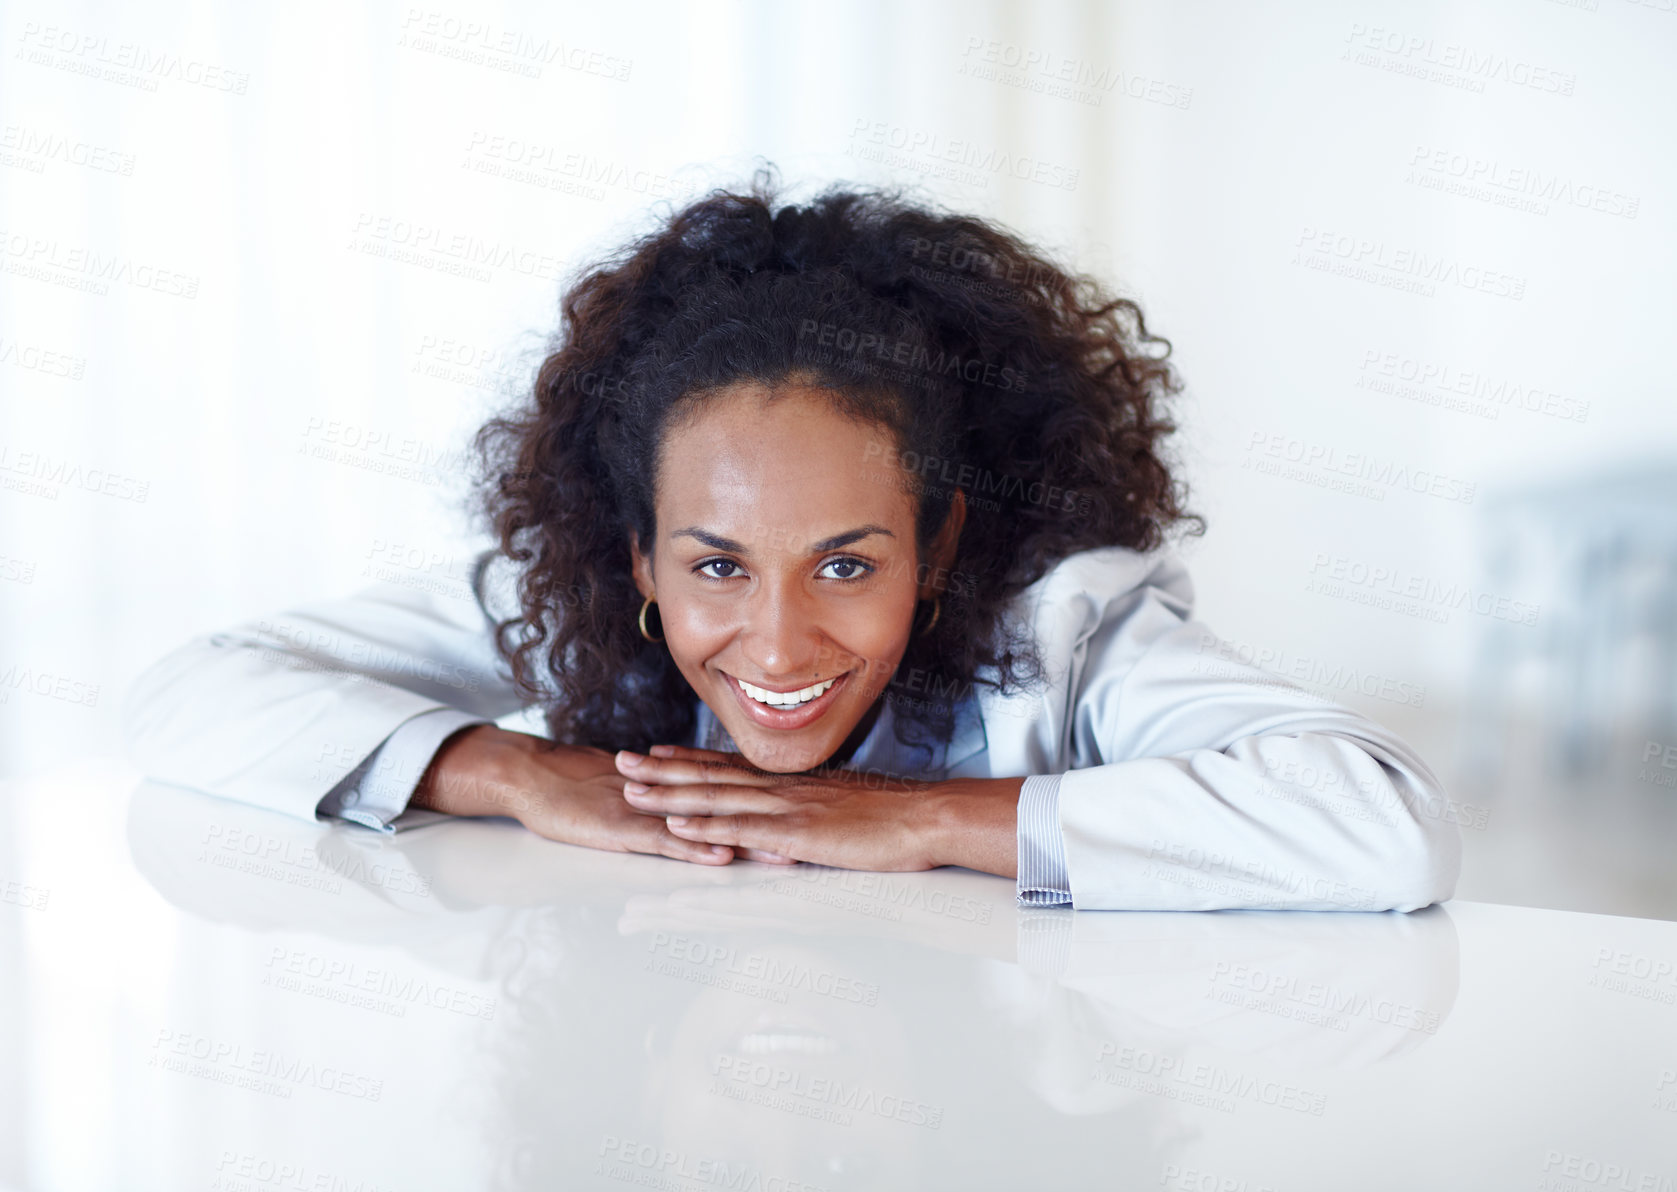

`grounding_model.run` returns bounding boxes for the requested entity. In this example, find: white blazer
[124,544,1461,912]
